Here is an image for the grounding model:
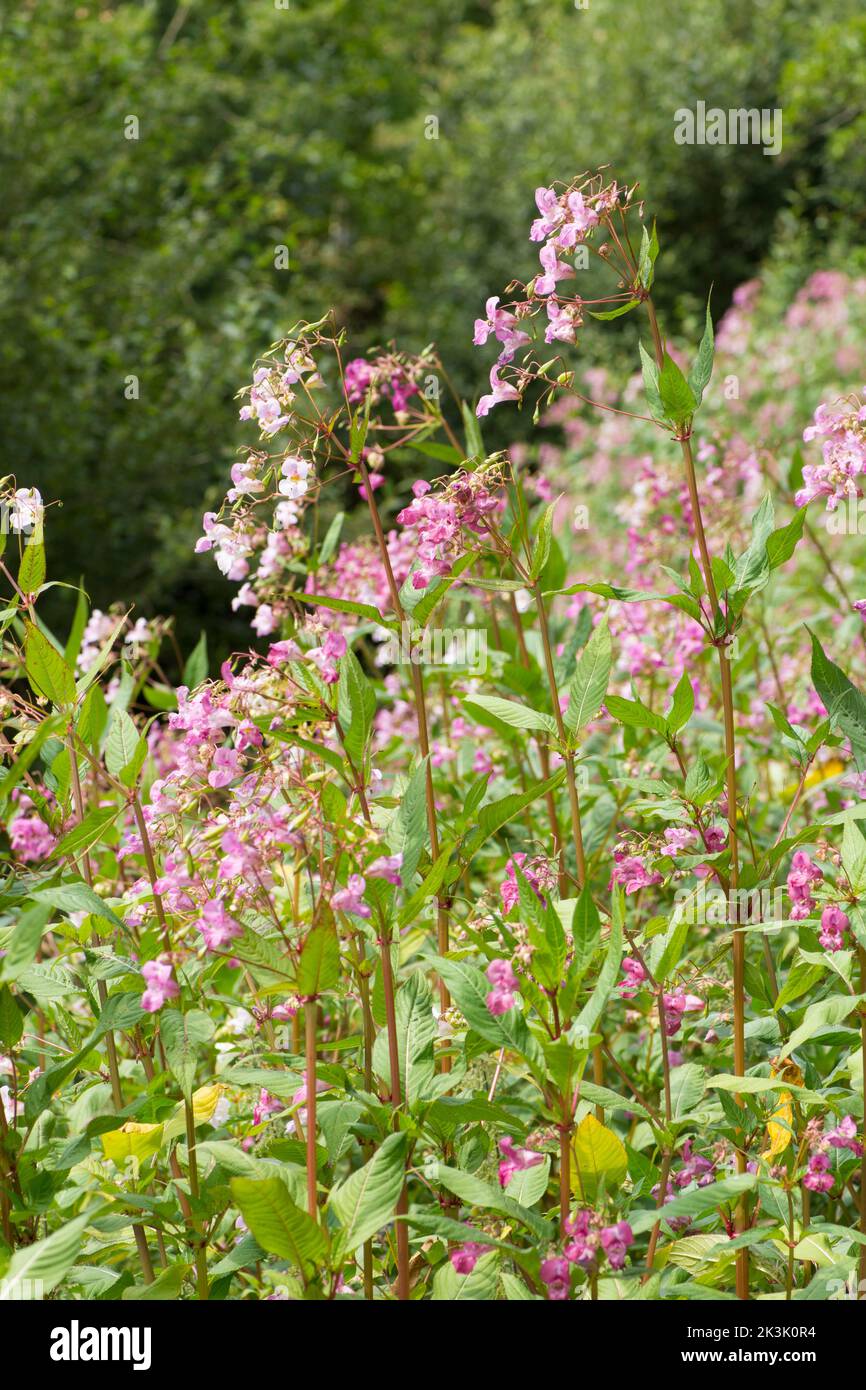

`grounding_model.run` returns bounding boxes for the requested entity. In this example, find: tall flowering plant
[1,172,866,1302]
